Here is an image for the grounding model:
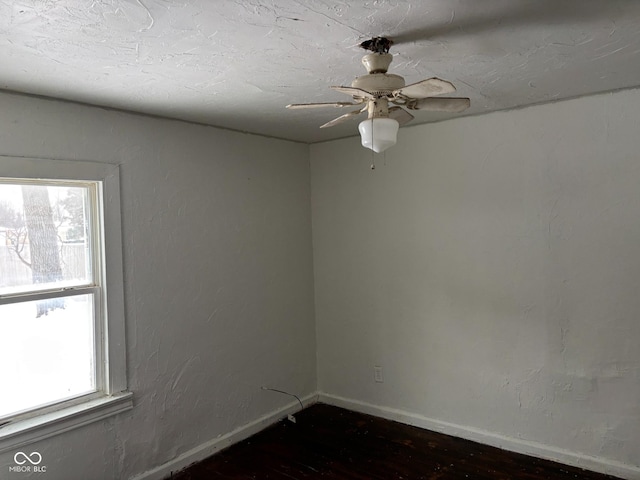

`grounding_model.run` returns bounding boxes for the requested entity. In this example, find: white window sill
[0,392,133,454]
